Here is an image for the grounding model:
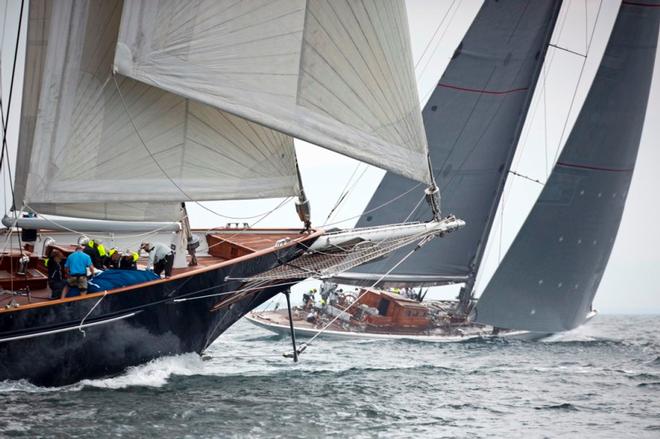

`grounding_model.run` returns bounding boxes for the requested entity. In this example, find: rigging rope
[78,290,109,336]
[413,0,458,71]
[0,0,24,175]
[323,163,369,226]
[322,182,423,228]
[418,0,461,104]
